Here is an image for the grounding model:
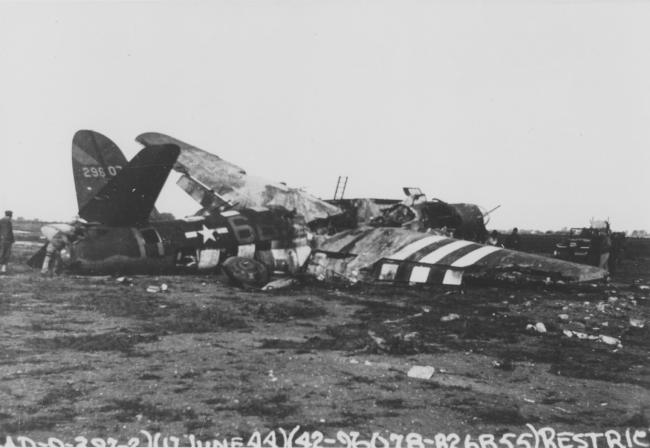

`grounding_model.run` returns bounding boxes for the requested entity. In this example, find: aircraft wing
[307,227,607,285]
[135,132,342,223]
[78,144,180,226]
